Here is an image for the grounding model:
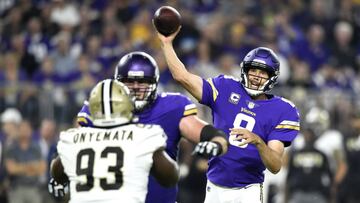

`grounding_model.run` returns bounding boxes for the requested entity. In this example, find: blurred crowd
[0,0,360,203]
